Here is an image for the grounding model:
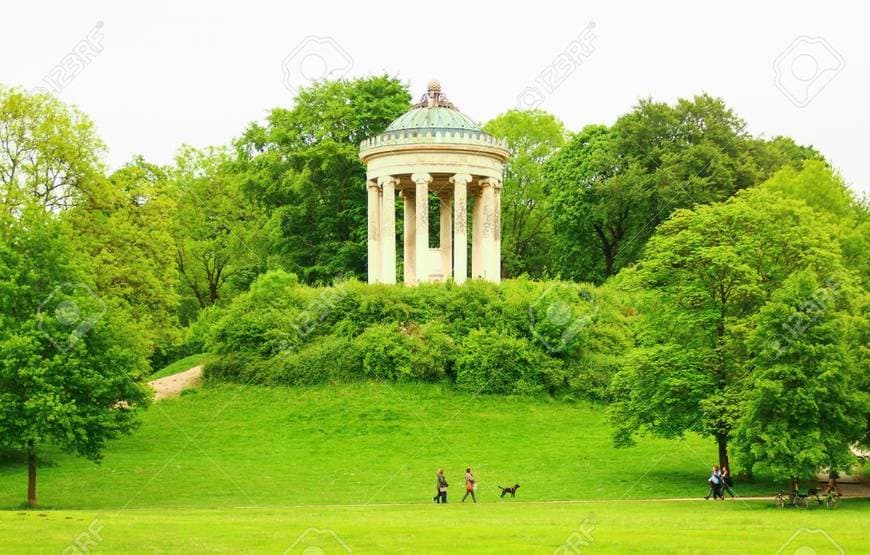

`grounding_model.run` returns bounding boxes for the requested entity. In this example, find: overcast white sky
[3,1,867,194]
